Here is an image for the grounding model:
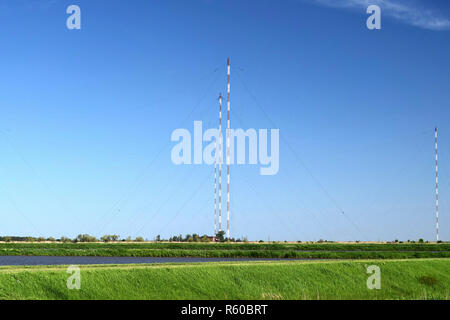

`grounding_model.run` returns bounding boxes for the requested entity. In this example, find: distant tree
[100,234,120,242]
[27,237,35,242]
[259,240,264,243]
[47,237,55,242]
[125,236,132,242]
[60,236,71,243]
[37,237,46,242]
[135,236,144,242]
[215,231,225,242]
[418,238,424,243]
[4,236,11,242]
[155,235,161,242]
[76,234,97,243]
